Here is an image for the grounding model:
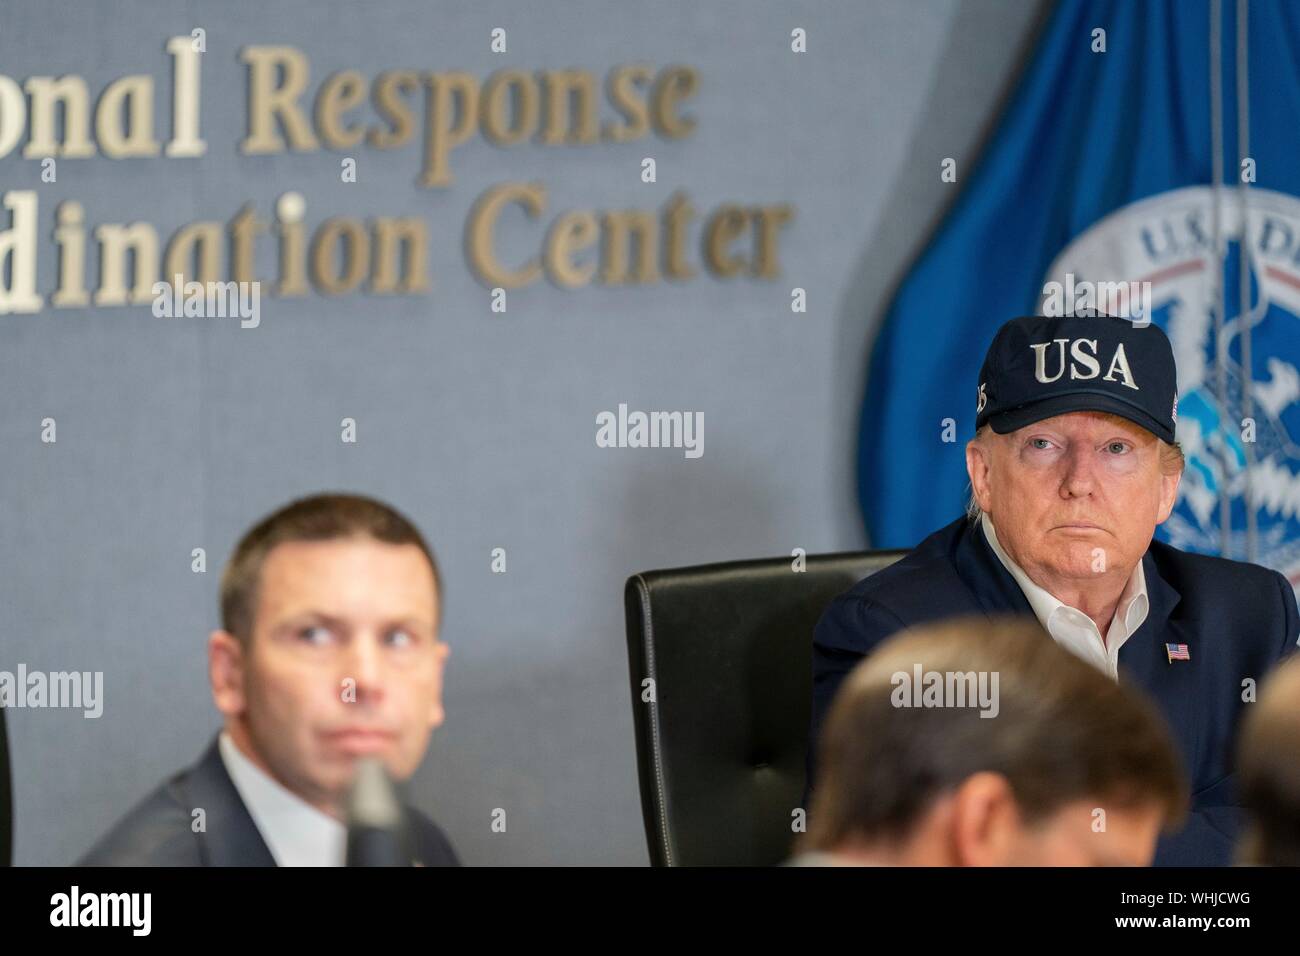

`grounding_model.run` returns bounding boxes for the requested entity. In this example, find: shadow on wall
[831,0,1054,547]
